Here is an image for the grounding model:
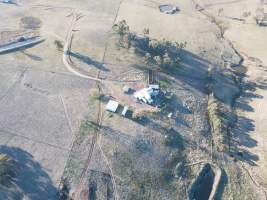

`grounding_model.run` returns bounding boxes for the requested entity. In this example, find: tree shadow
[21,51,43,61]
[0,145,57,200]
[162,49,210,94]
[132,45,264,166]
[162,50,263,166]
[235,101,254,112]
[175,117,191,128]
[230,113,259,166]
[177,50,265,167]
[240,91,263,99]
[228,68,267,165]
[214,168,228,200]
[69,51,110,72]
[238,150,259,166]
